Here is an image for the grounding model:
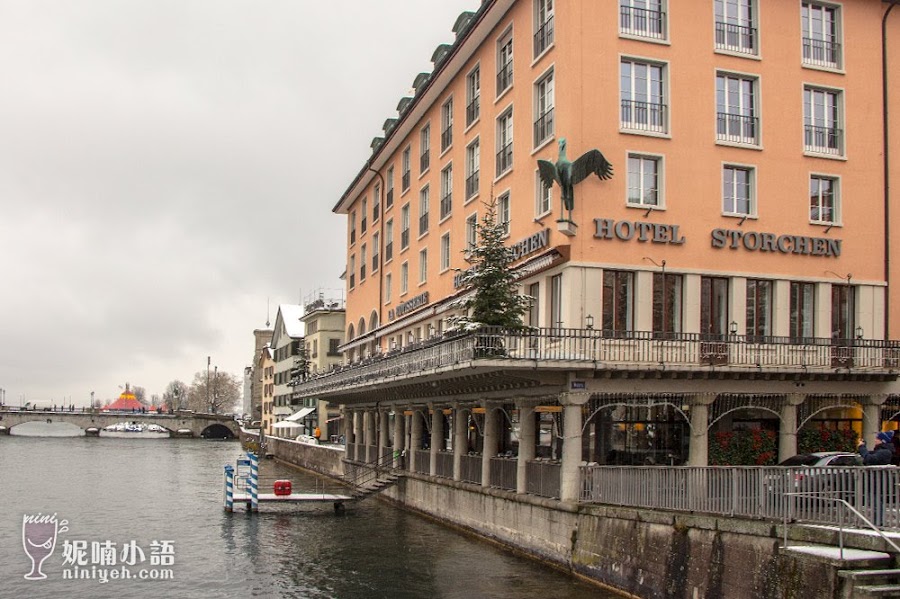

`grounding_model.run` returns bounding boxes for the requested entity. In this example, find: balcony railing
[401,171,410,191]
[620,5,666,39]
[533,16,554,57]
[466,171,479,199]
[620,100,667,133]
[400,229,409,249]
[384,241,393,262]
[715,21,757,54]
[441,128,452,152]
[419,213,429,236]
[291,328,900,401]
[420,152,430,173]
[440,194,452,220]
[804,124,843,155]
[386,188,394,208]
[534,109,554,147]
[717,112,758,145]
[803,37,841,68]
[496,61,513,94]
[466,98,480,125]
[496,142,513,176]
